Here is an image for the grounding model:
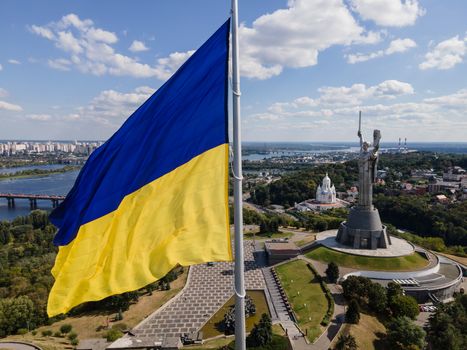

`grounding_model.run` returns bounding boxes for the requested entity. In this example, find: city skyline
[1,0,467,142]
